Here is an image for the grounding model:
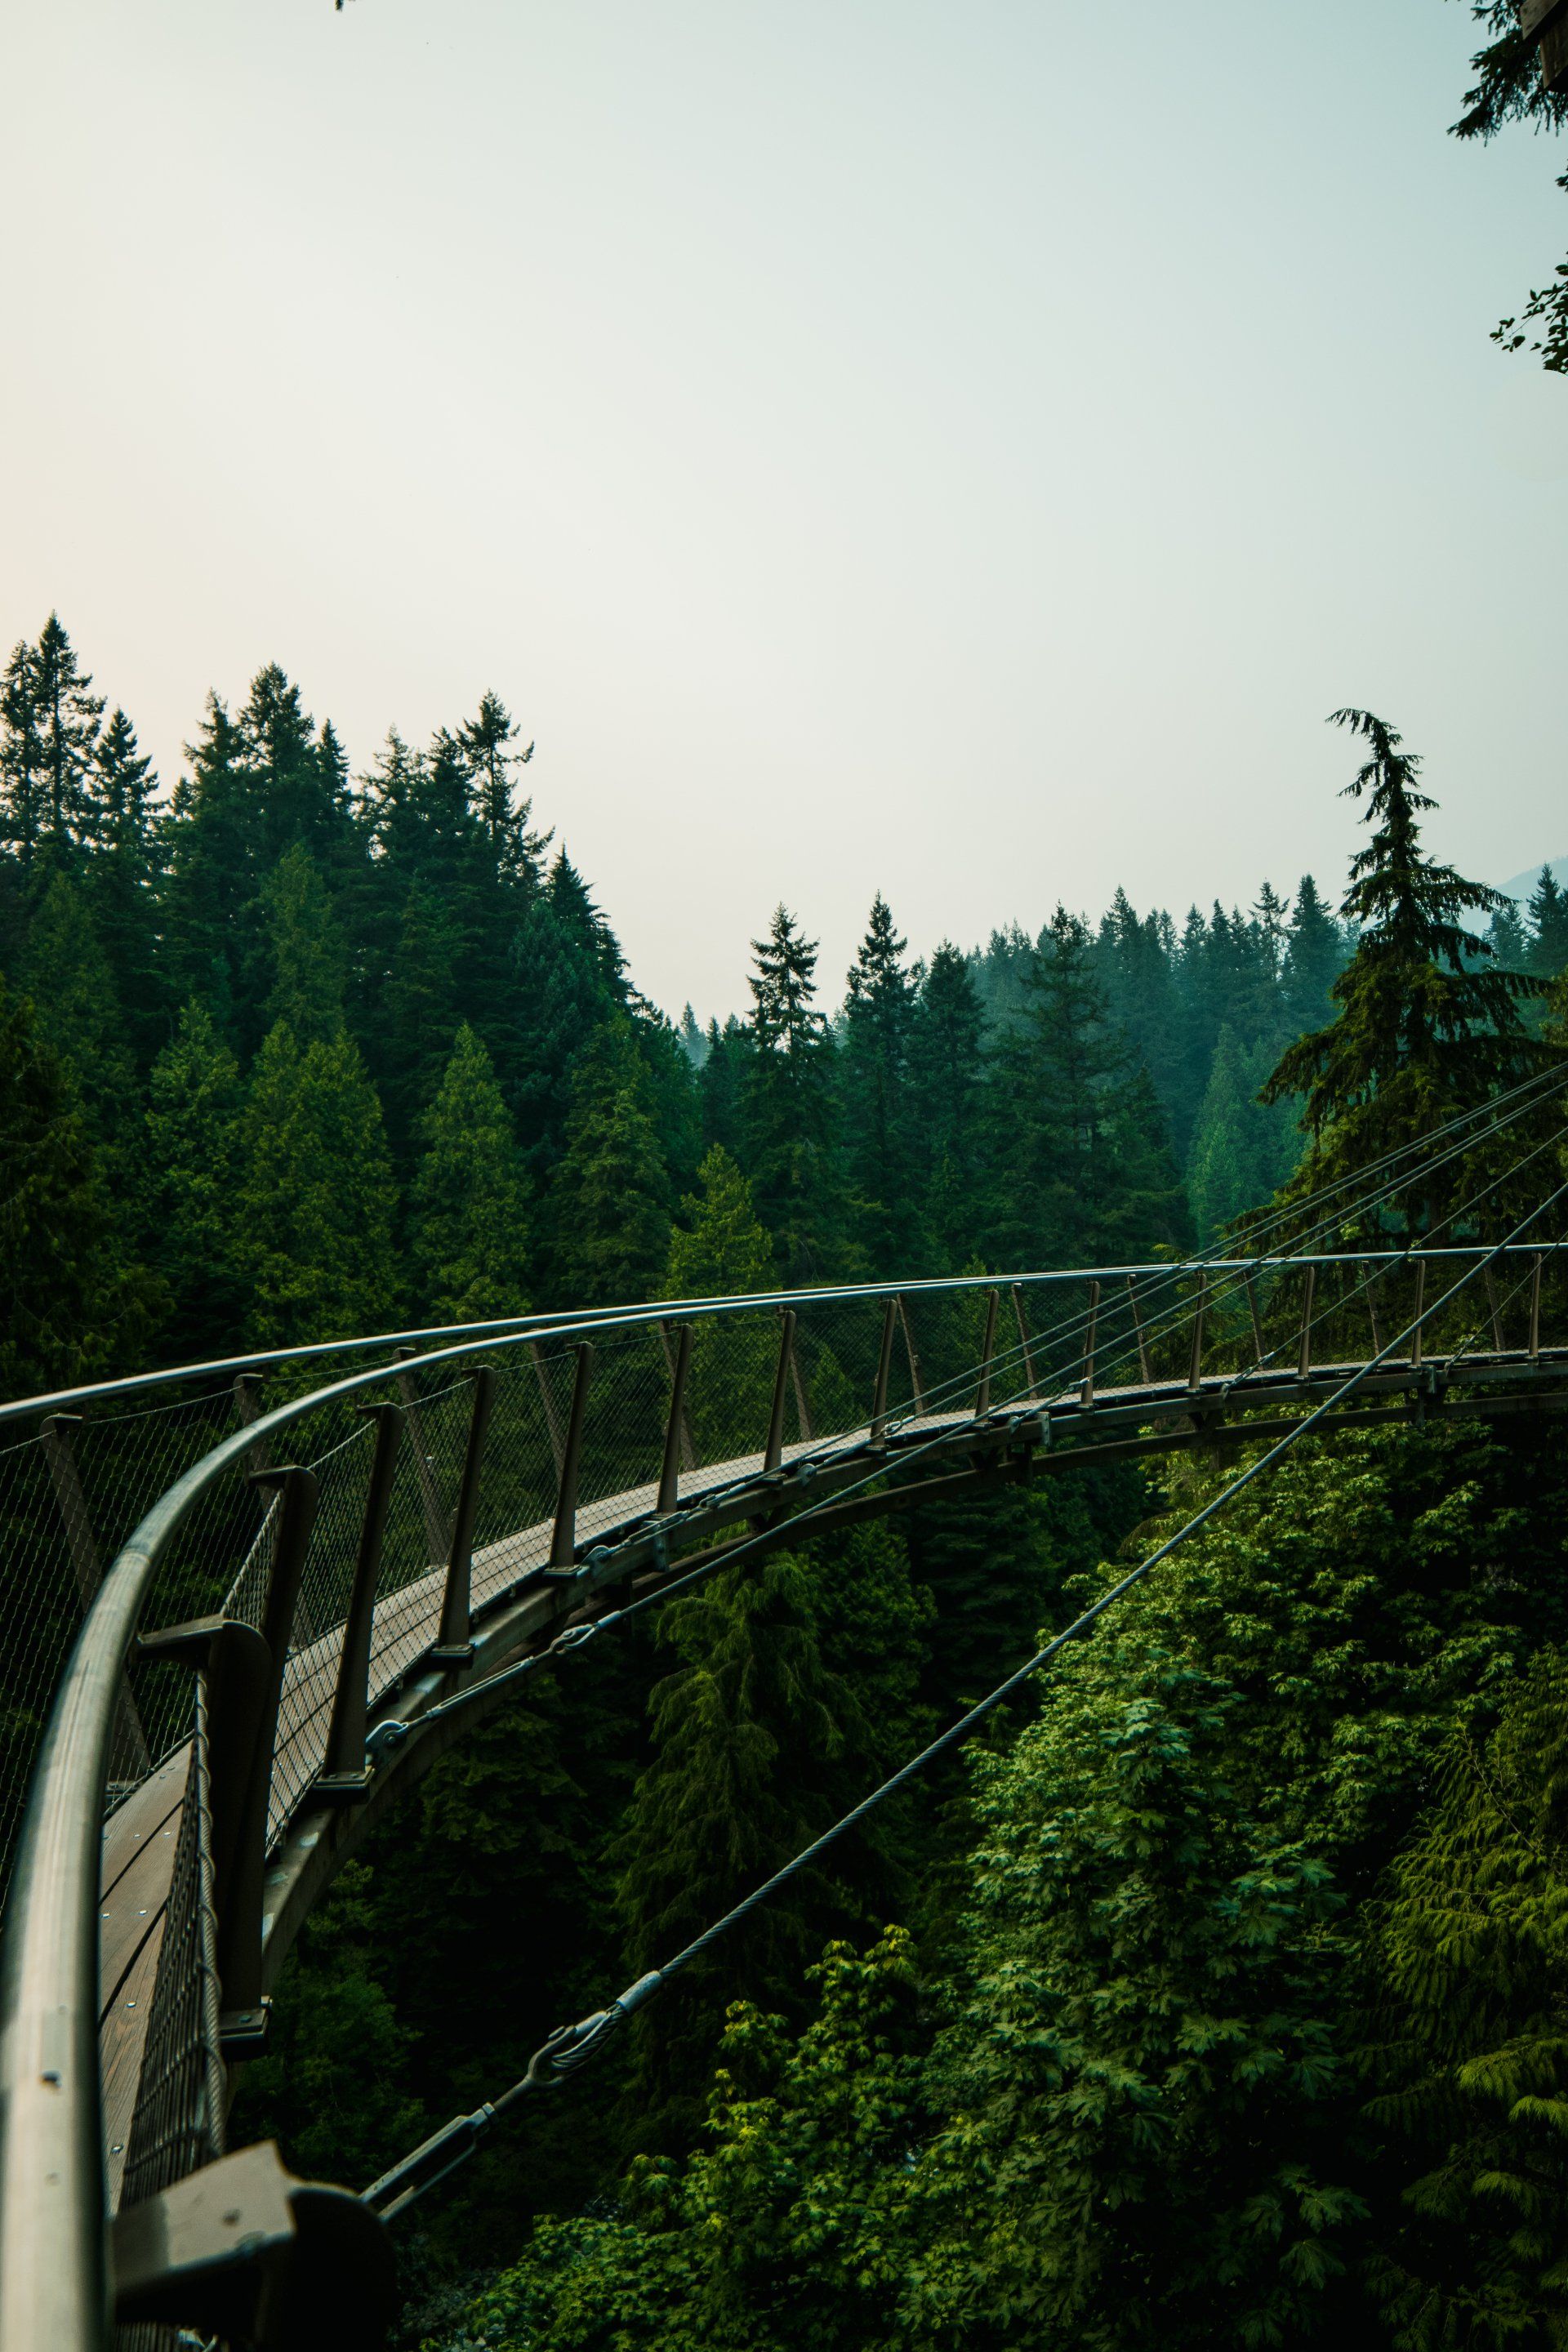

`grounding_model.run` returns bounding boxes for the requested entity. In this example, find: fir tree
[744,905,843,1285]
[1263,711,1549,1239]
[259,844,346,1044]
[547,1020,670,1307]
[87,708,162,1060]
[21,872,136,1139]
[31,614,105,849]
[0,636,46,867]
[697,1015,750,1159]
[378,879,466,1158]
[1187,1025,1298,1241]
[666,1144,778,1456]
[237,1022,400,1347]
[409,1024,531,1325]
[907,942,985,1272]
[614,1550,886,2149]
[0,973,147,1394]
[1283,872,1347,1038]
[841,894,920,1276]
[140,1002,247,1359]
[1527,864,1568,978]
[509,888,615,1177]
[450,691,542,881]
